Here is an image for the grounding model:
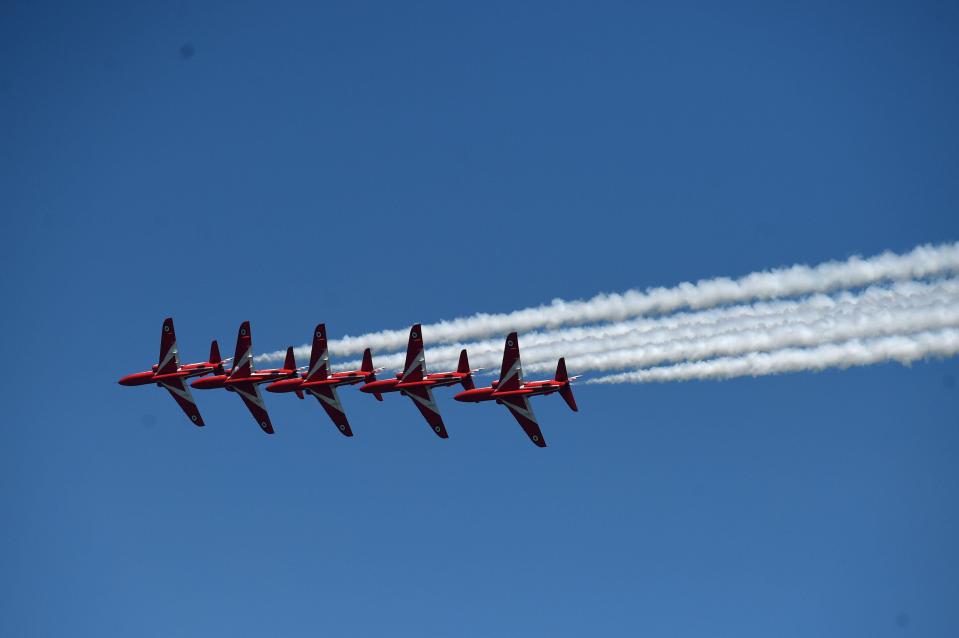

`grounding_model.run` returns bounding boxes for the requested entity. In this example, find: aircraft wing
[305,323,331,382]
[231,381,275,434]
[499,395,546,447]
[403,385,448,438]
[158,376,205,427]
[308,385,353,436]
[230,321,254,379]
[497,332,523,392]
[400,324,426,382]
[157,317,181,376]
